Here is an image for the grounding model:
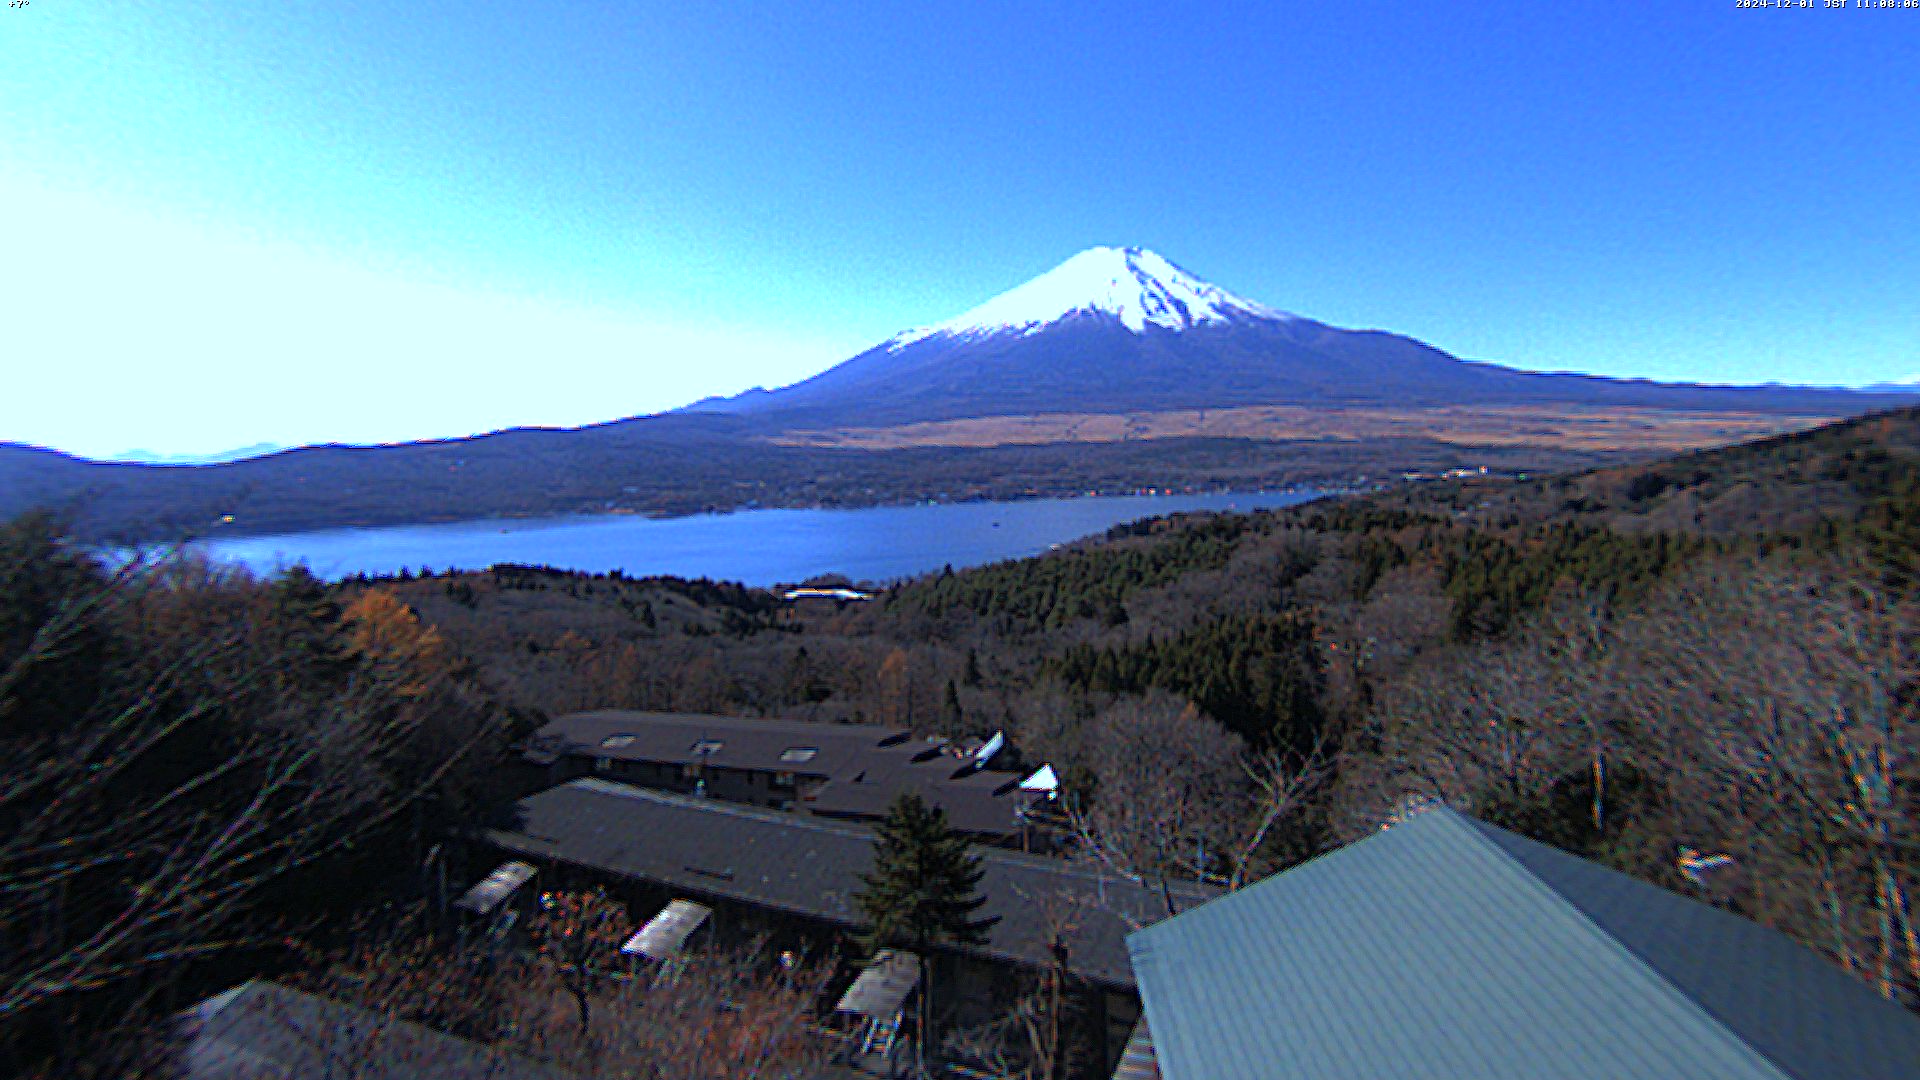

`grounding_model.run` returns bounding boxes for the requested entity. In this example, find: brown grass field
[767,403,1842,455]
